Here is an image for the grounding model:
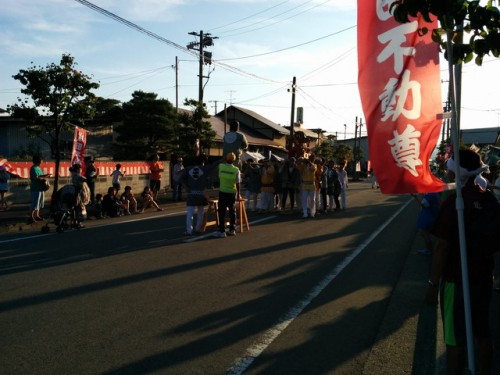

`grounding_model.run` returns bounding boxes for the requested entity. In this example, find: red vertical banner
[357,1,446,194]
[70,127,88,167]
